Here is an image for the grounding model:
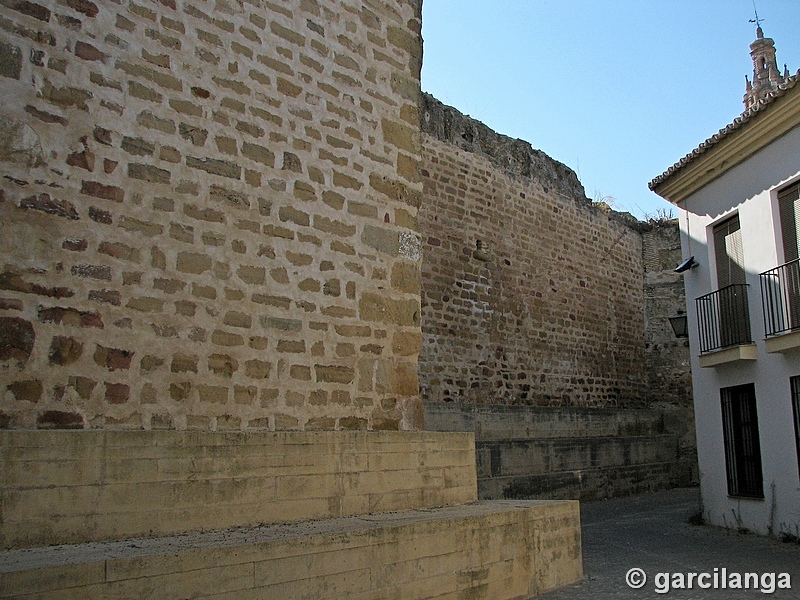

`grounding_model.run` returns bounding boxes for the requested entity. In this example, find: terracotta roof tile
[649,70,800,191]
